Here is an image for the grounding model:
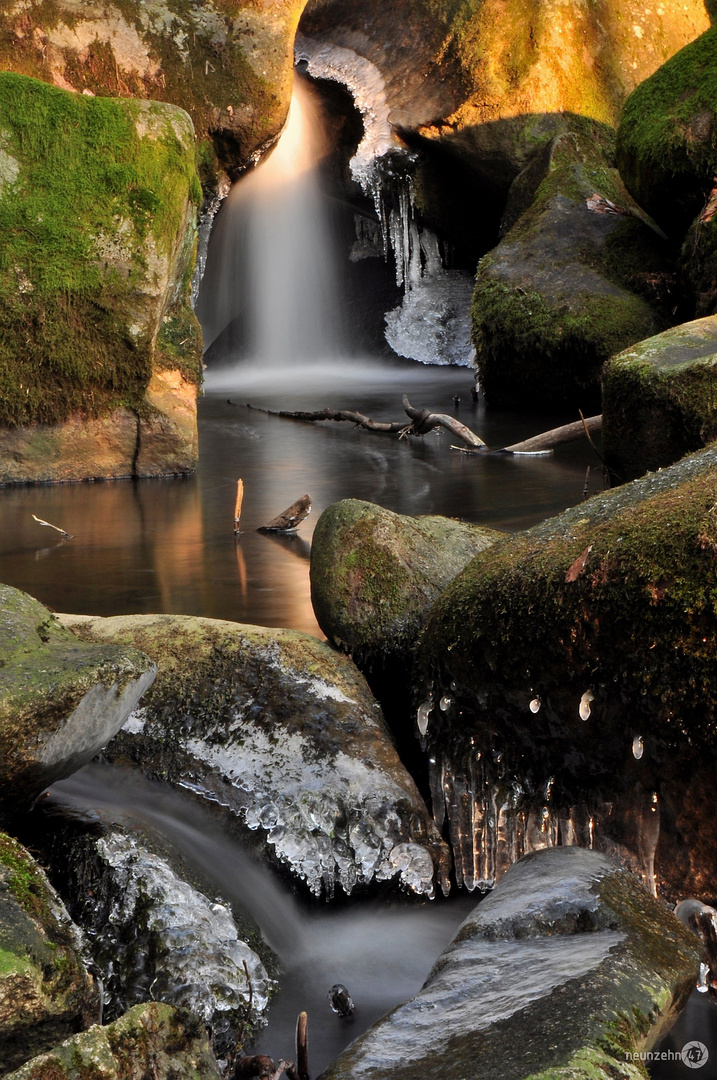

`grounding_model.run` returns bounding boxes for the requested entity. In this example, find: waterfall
[197,76,344,378]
